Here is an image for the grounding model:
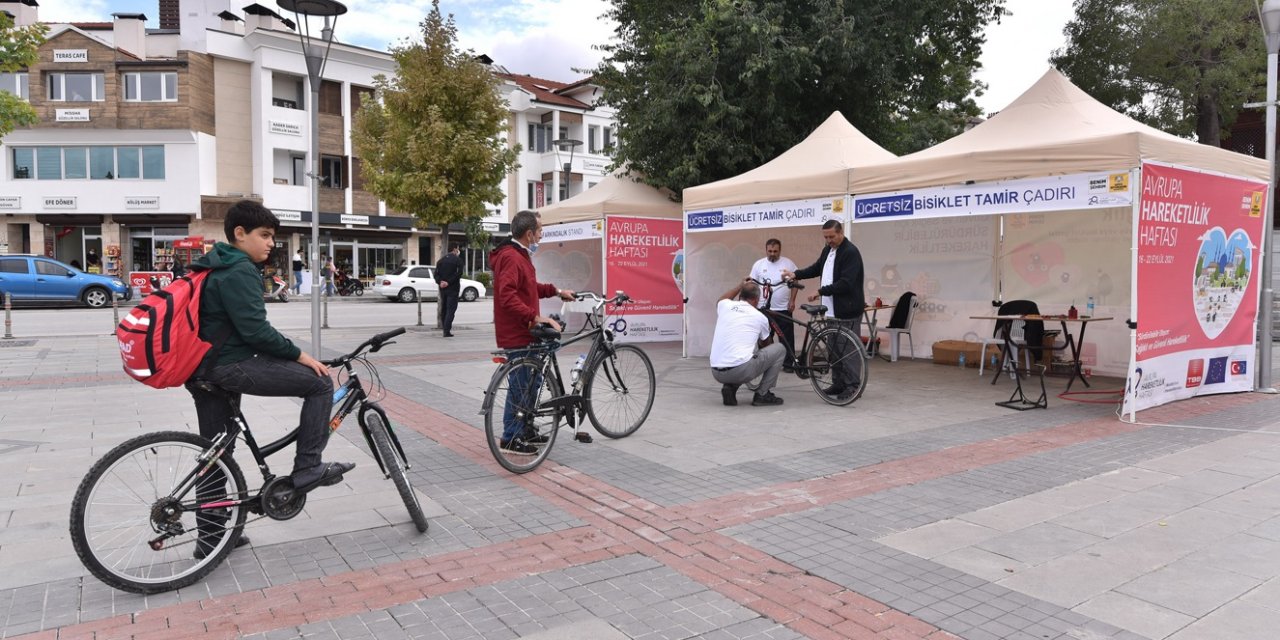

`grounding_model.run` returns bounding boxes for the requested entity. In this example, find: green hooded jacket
[190,242,301,367]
